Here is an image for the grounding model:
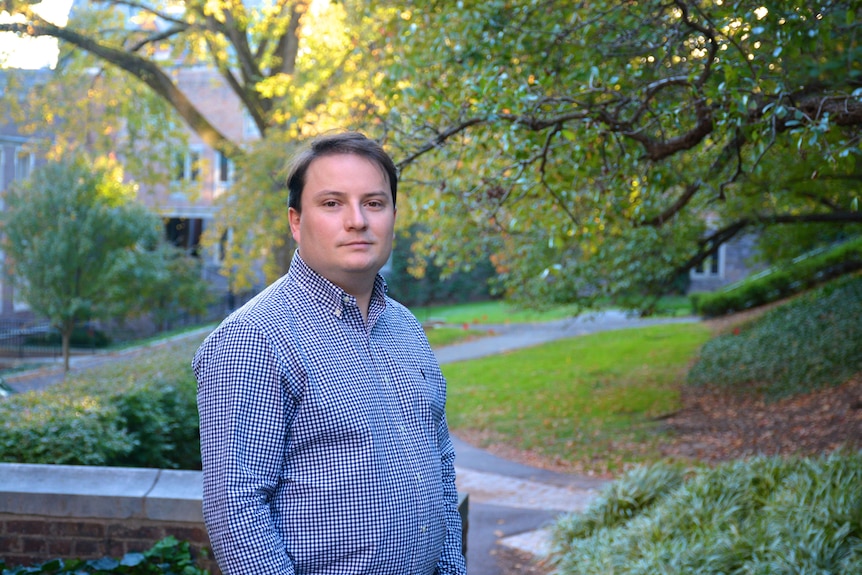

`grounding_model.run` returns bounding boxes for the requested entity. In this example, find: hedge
[691,236,862,317]
[0,340,201,469]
